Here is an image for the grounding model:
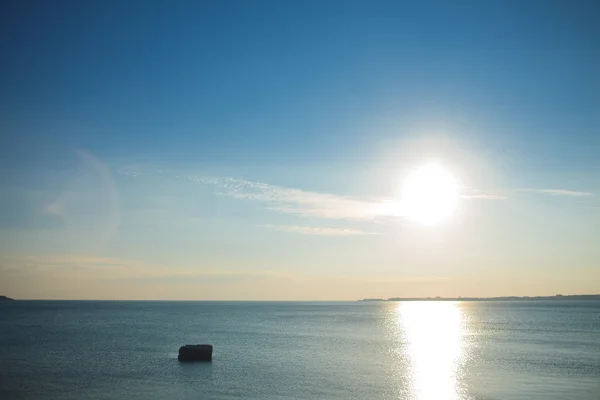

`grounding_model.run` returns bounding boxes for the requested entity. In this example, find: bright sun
[401,164,460,225]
